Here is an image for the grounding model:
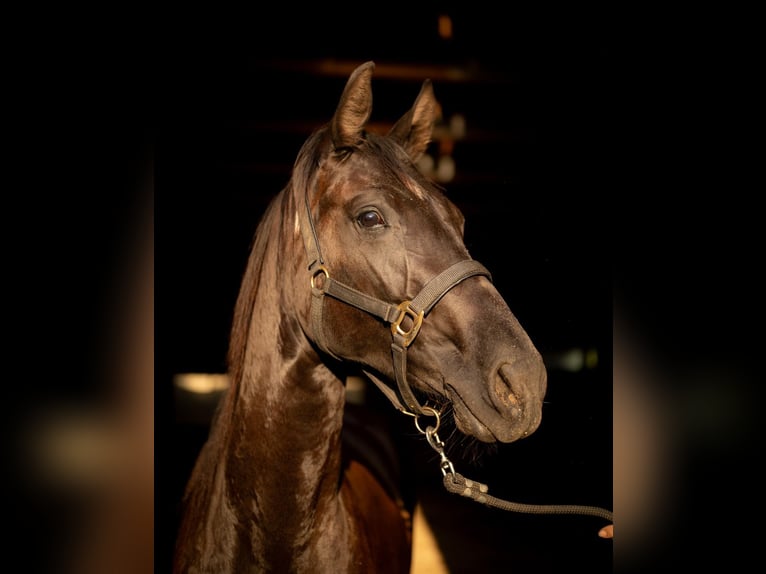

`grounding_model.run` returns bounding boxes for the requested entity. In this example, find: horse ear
[331,61,375,151]
[388,79,439,161]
